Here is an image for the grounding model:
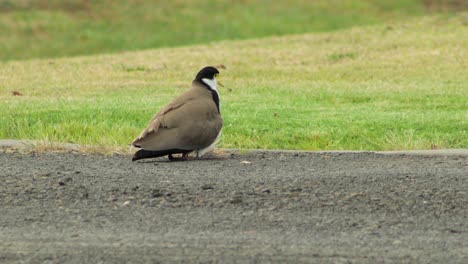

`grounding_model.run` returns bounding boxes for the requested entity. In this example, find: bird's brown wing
[131,89,194,146]
[132,95,190,145]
